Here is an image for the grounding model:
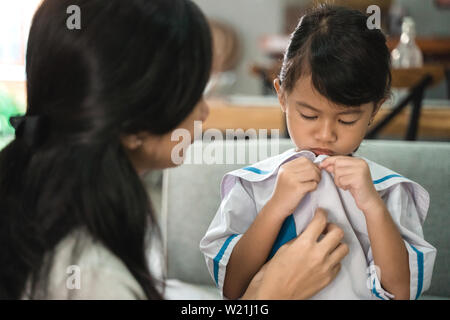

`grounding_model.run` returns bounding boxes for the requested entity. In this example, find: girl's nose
[315,120,337,143]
